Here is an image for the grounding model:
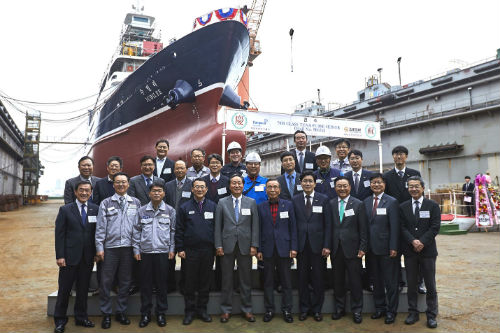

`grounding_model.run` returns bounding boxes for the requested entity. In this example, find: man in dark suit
[154,139,175,183]
[292,171,331,322]
[202,153,230,204]
[215,174,259,323]
[277,151,302,200]
[400,176,440,329]
[54,181,98,333]
[92,156,123,206]
[344,150,373,201]
[281,130,317,174]
[314,146,341,200]
[128,156,165,206]
[257,179,297,323]
[64,156,100,204]
[330,176,368,324]
[363,173,400,324]
[383,145,424,293]
[462,176,475,216]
